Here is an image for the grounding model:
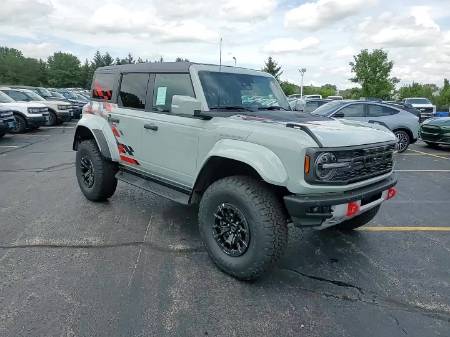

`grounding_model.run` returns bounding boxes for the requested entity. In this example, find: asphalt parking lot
[0,124,449,337]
